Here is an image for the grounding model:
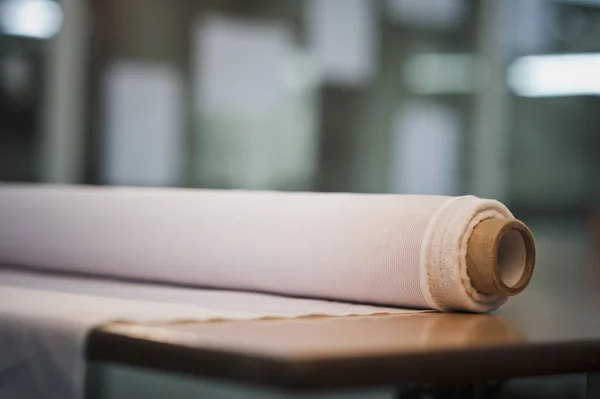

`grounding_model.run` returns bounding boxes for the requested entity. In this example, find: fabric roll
[0,184,514,312]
